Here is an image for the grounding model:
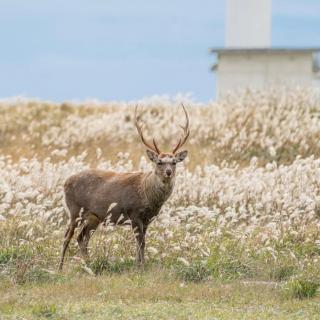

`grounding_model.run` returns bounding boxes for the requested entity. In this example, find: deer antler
[135,105,161,154]
[172,103,190,154]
